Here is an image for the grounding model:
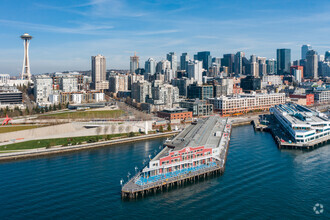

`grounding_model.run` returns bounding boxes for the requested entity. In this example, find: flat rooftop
[160,108,189,113]
[153,116,227,161]
[274,103,329,125]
